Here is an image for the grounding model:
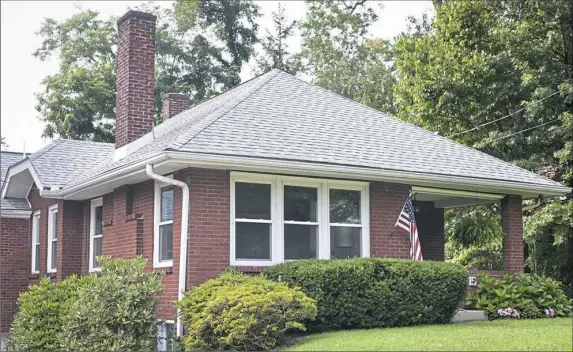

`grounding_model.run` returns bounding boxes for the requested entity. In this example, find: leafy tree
[174,0,261,88]
[444,205,504,270]
[524,200,573,295]
[254,3,298,74]
[395,0,573,280]
[394,0,573,187]
[34,9,117,142]
[35,1,261,142]
[297,0,395,114]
